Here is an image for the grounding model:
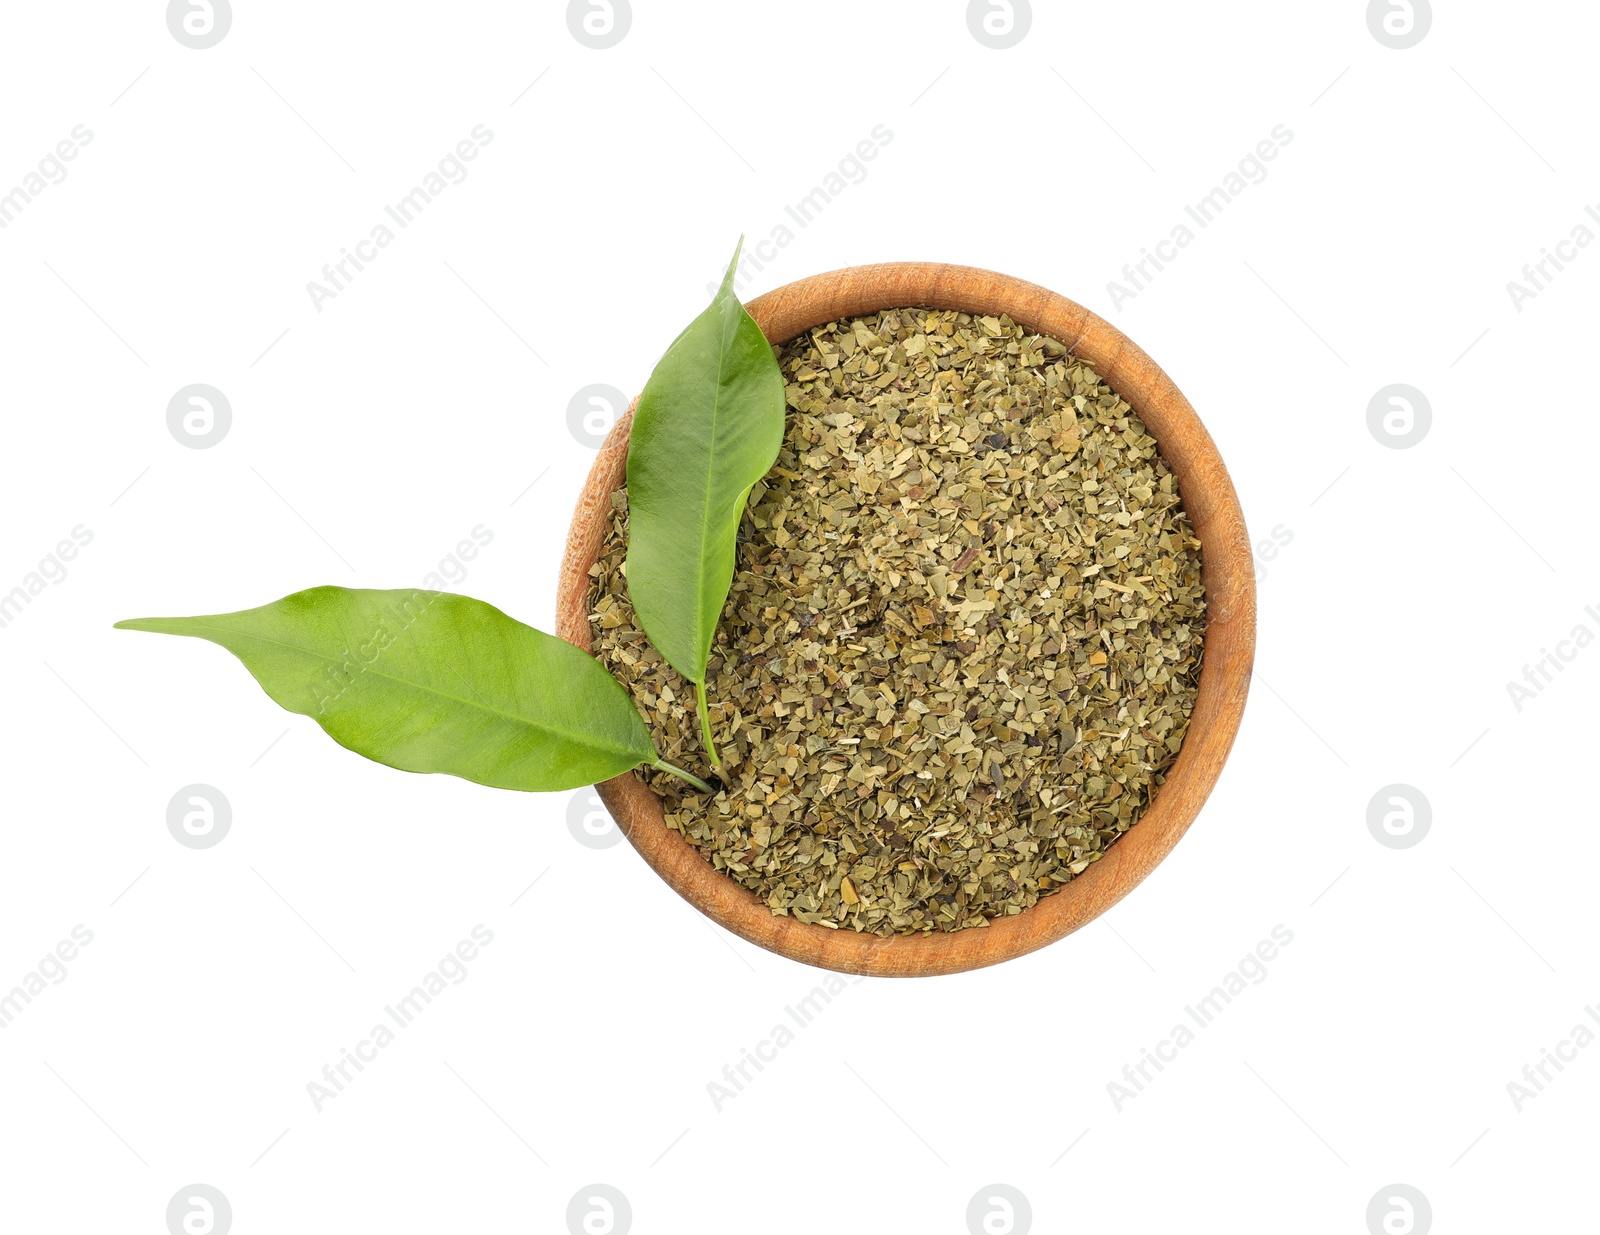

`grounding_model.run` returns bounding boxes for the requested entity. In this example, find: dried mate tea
[589,309,1206,935]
